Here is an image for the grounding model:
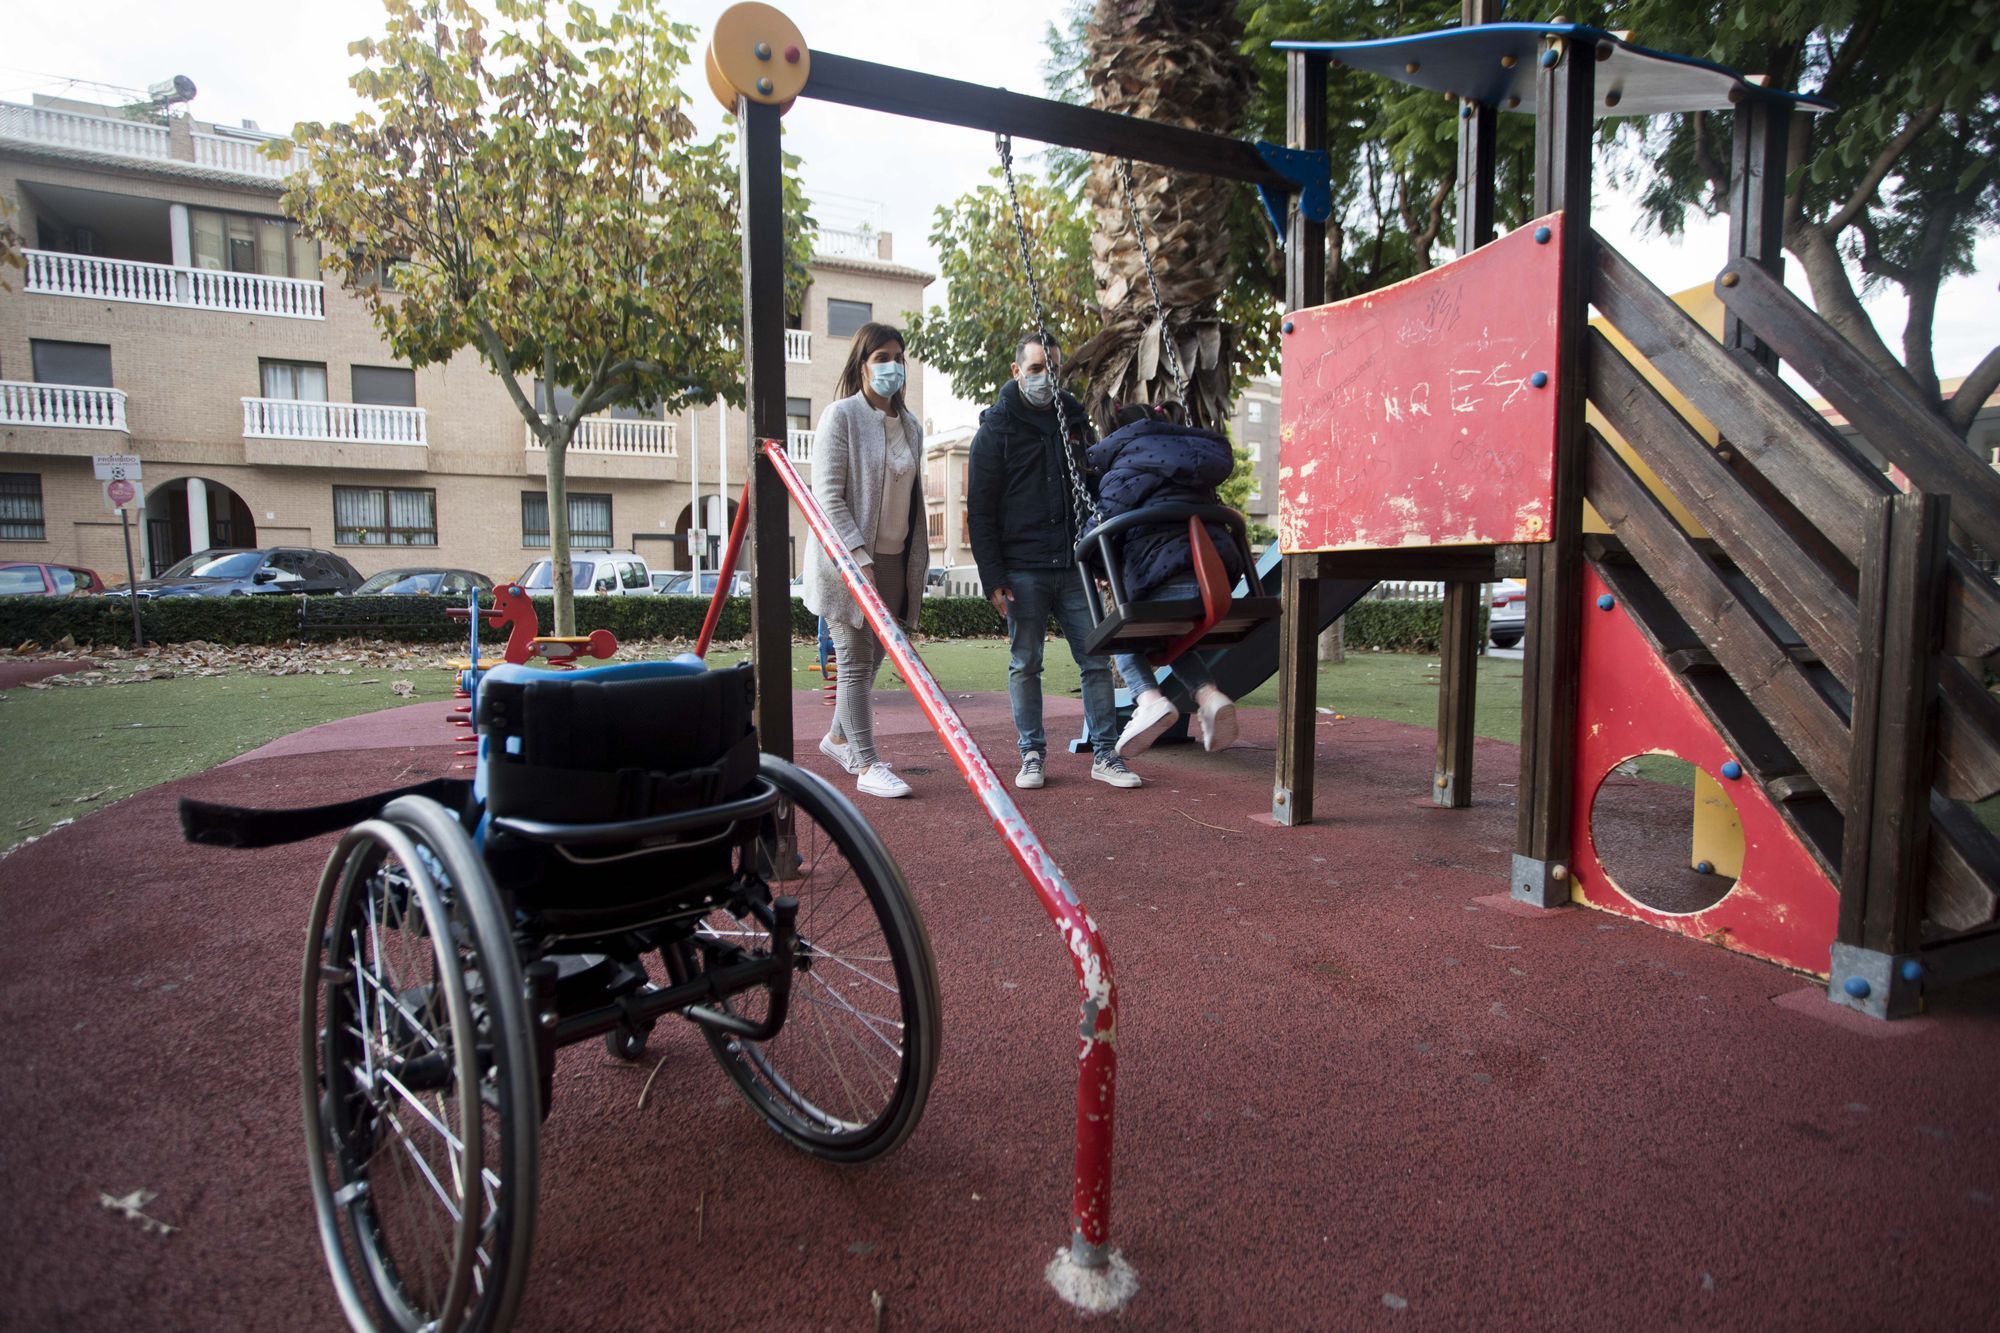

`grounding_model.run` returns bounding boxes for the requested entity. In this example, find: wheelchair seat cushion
[479,661,759,823]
